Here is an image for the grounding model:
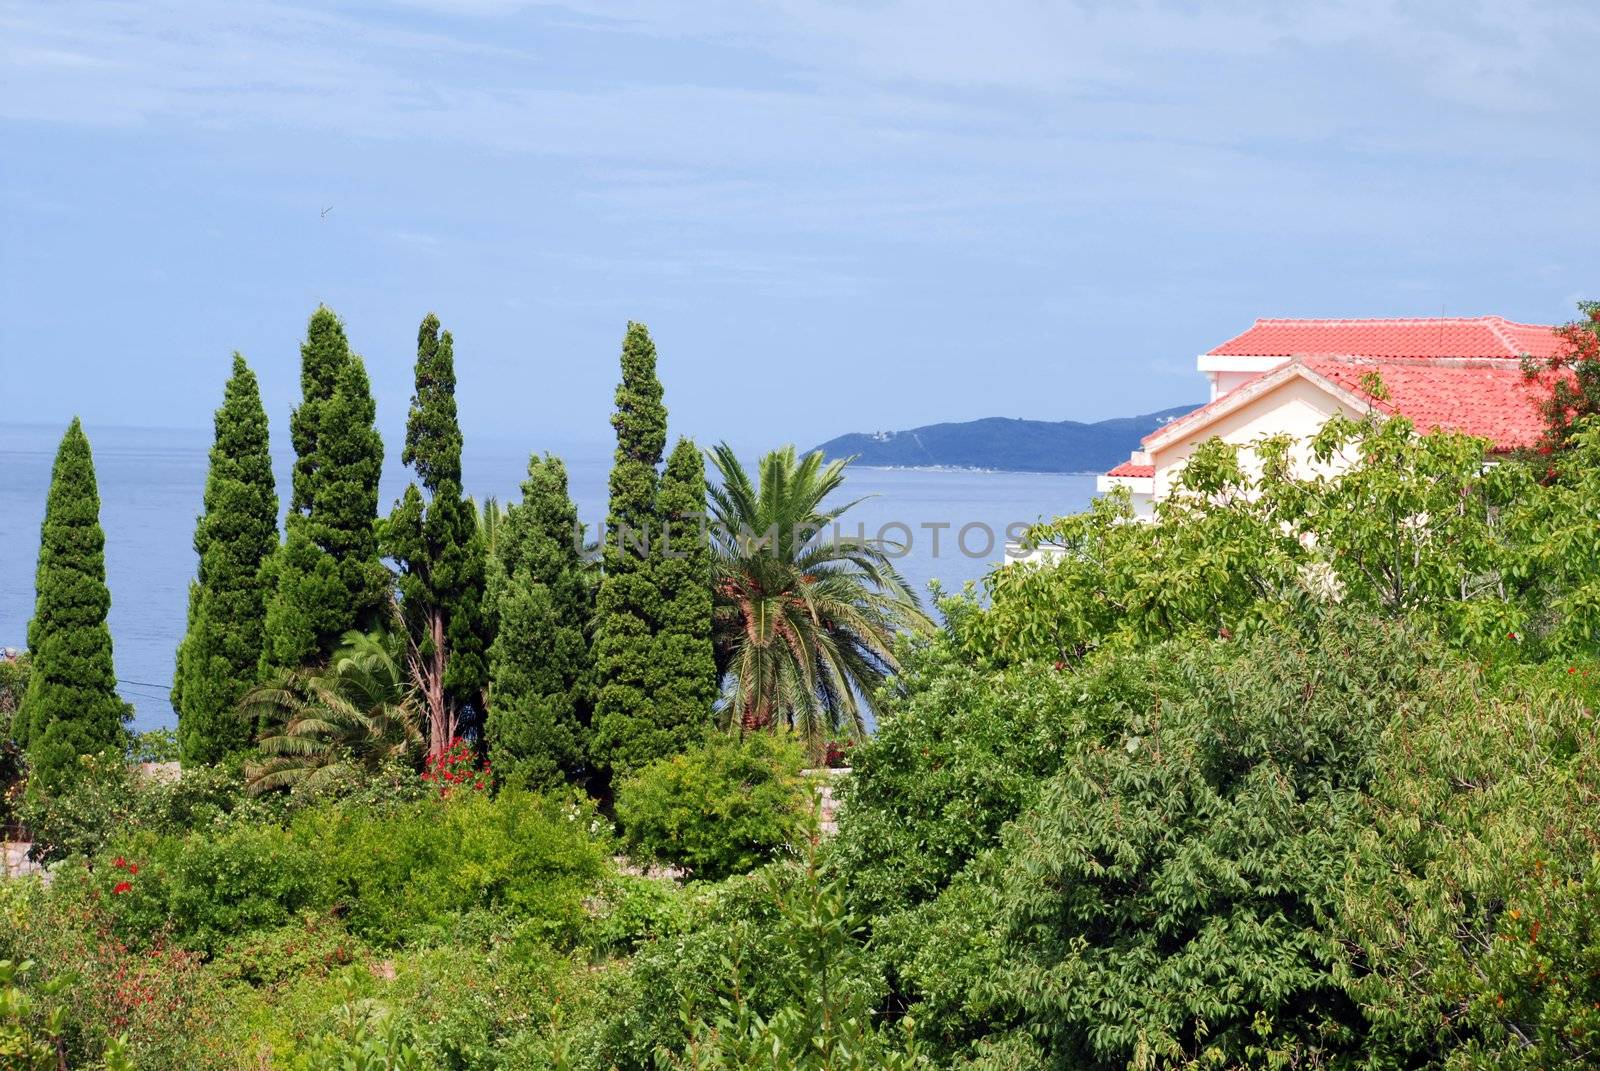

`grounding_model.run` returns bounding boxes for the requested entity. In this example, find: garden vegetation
[2,302,1599,1069]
